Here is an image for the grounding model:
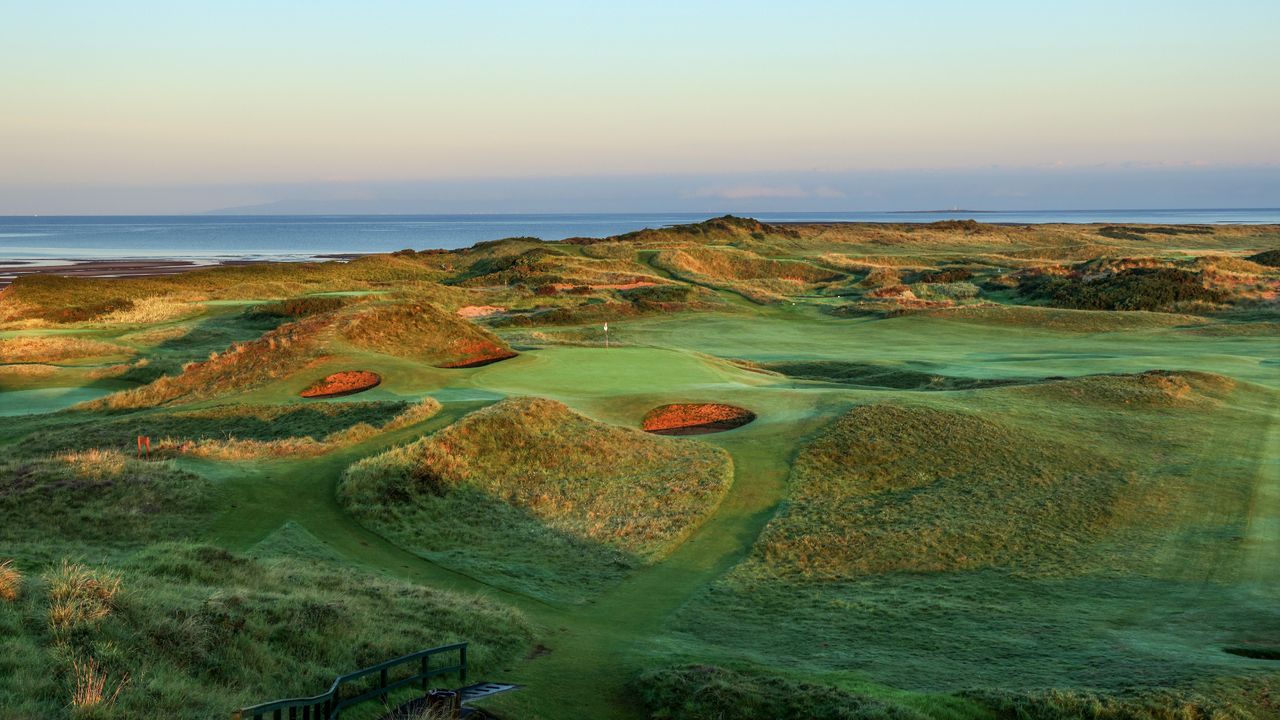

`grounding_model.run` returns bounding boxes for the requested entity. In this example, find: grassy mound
[88,312,334,409]
[755,404,1158,578]
[1247,248,1280,267]
[962,684,1272,720]
[339,302,516,367]
[654,247,837,283]
[920,305,1207,332]
[0,255,449,325]
[642,403,756,435]
[633,665,927,720]
[652,246,842,302]
[299,370,381,398]
[14,401,414,458]
[154,399,440,460]
[1017,267,1227,312]
[0,452,214,547]
[244,295,350,319]
[1016,370,1236,409]
[340,397,732,602]
[0,545,531,719]
[86,300,513,408]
